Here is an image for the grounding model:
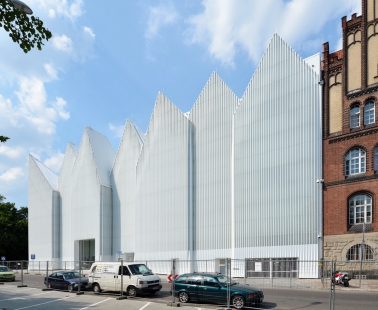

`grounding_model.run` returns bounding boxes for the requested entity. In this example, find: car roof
[180,272,223,277]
